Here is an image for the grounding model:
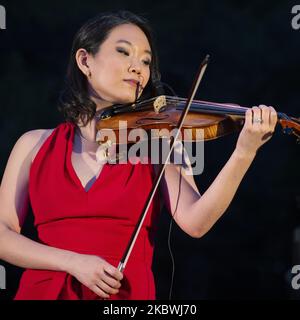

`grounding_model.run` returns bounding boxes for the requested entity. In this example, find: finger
[92,285,110,299]
[102,272,122,289]
[259,105,270,127]
[244,108,252,128]
[97,279,119,295]
[269,106,278,130]
[104,264,123,281]
[251,106,262,128]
